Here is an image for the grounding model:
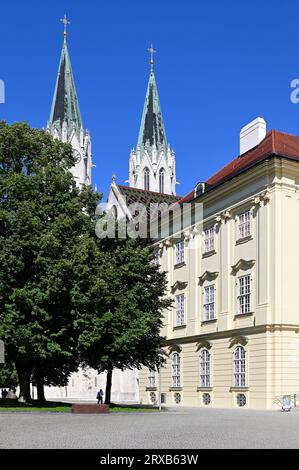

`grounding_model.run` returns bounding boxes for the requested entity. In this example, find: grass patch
[0,399,72,412]
[110,403,163,412]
